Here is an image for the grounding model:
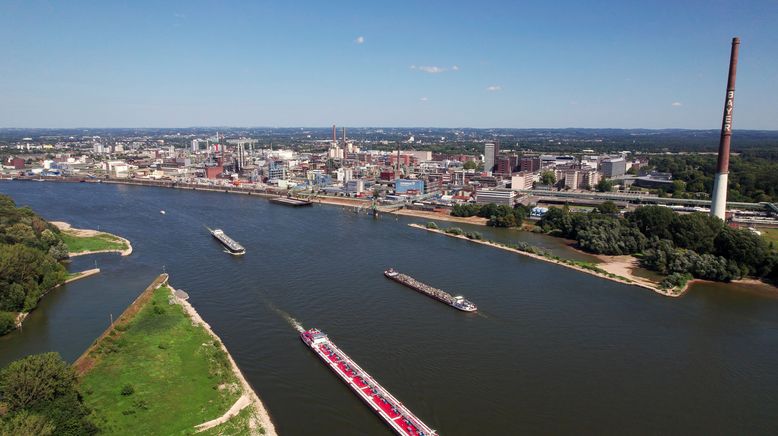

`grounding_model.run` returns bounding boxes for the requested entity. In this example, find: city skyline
[1,1,777,129]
